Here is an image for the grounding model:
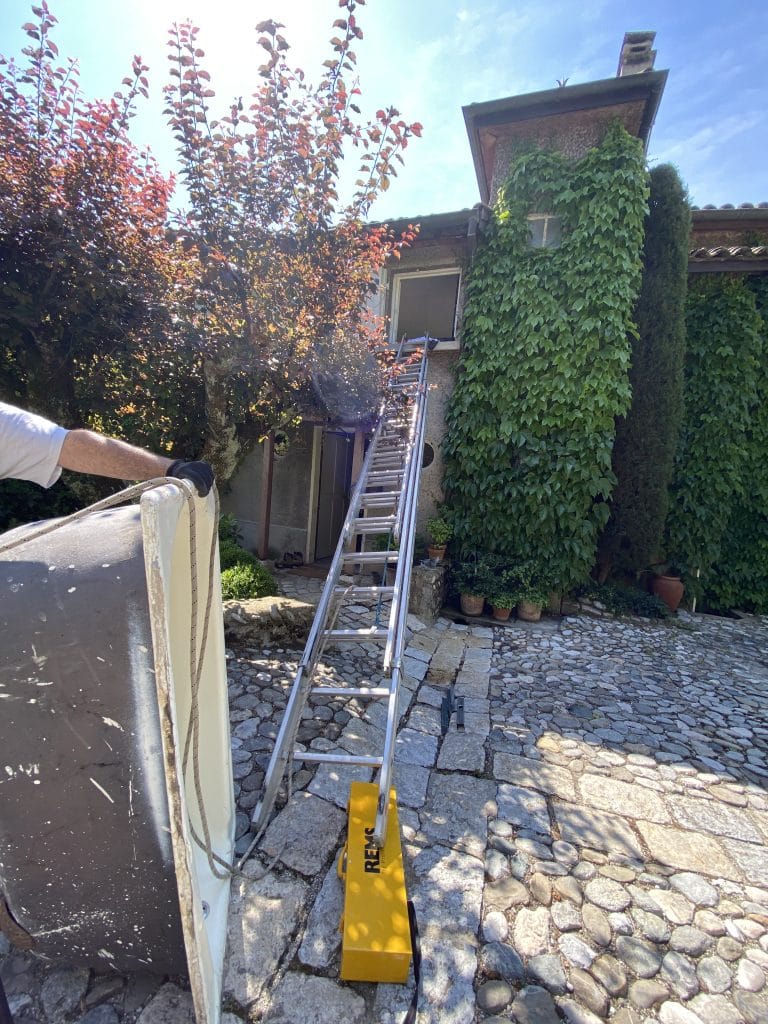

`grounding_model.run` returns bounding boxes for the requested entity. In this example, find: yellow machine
[338,782,411,983]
